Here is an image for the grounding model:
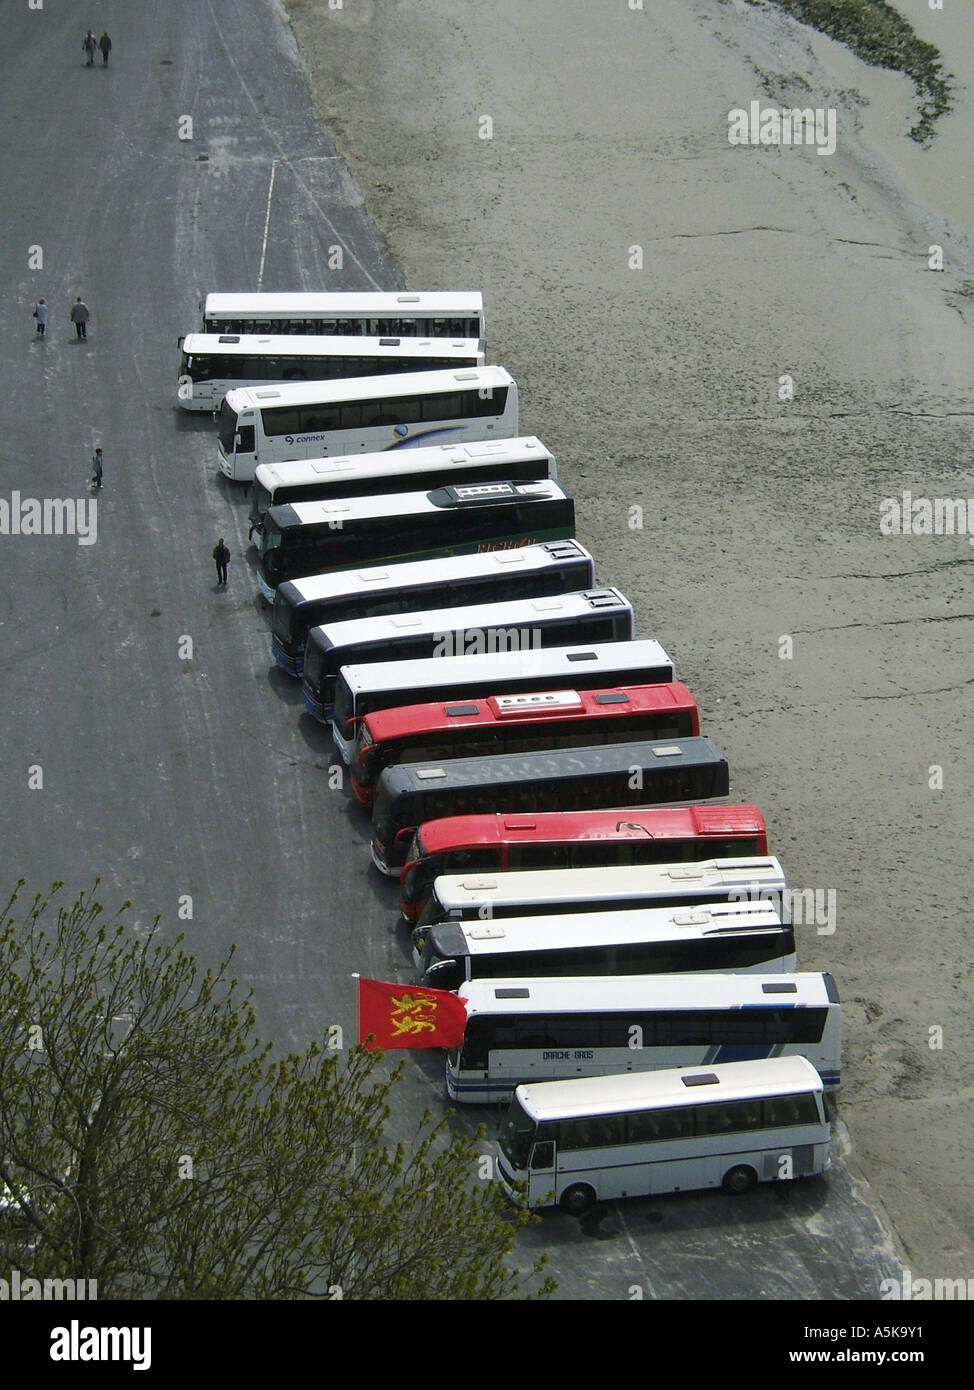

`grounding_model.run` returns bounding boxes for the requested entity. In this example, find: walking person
[33,298,47,338]
[70,297,91,341]
[91,447,103,489]
[213,538,231,587]
[99,31,112,66]
[83,30,97,66]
